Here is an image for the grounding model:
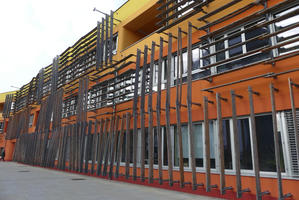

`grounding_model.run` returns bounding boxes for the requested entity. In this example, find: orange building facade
[2,0,299,199]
